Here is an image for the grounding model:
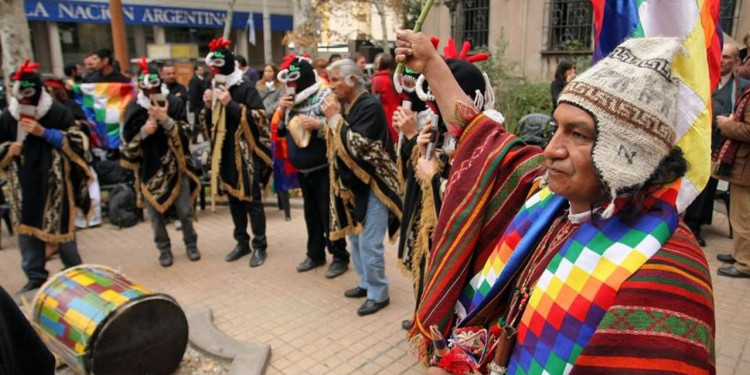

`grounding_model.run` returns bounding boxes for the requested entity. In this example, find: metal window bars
[543,0,594,53]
